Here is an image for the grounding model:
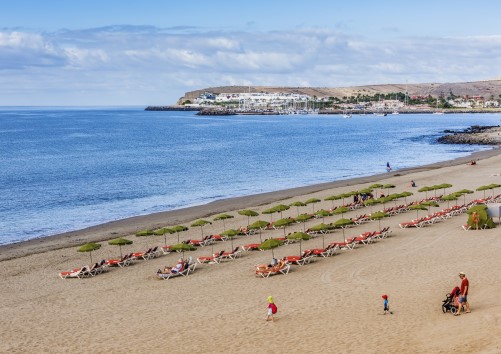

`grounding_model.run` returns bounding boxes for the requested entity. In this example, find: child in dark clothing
[382,294,392,315]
